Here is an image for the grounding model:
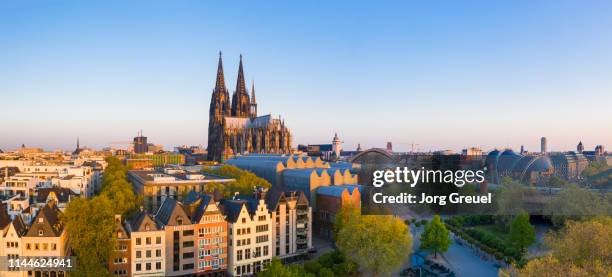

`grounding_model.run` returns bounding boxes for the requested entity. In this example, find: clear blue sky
[1,0,611,152]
